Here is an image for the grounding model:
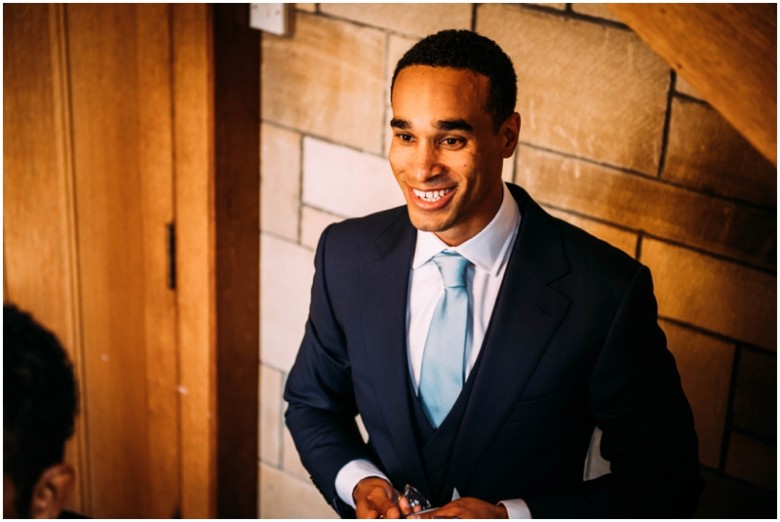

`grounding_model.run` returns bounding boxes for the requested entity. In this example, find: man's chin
[407,214,452,235]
